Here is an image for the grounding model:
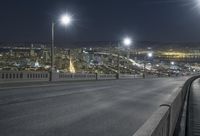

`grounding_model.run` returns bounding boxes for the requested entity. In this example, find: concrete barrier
[160,87,183,136]
[133,76,200,136]
[133,106,170,136]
